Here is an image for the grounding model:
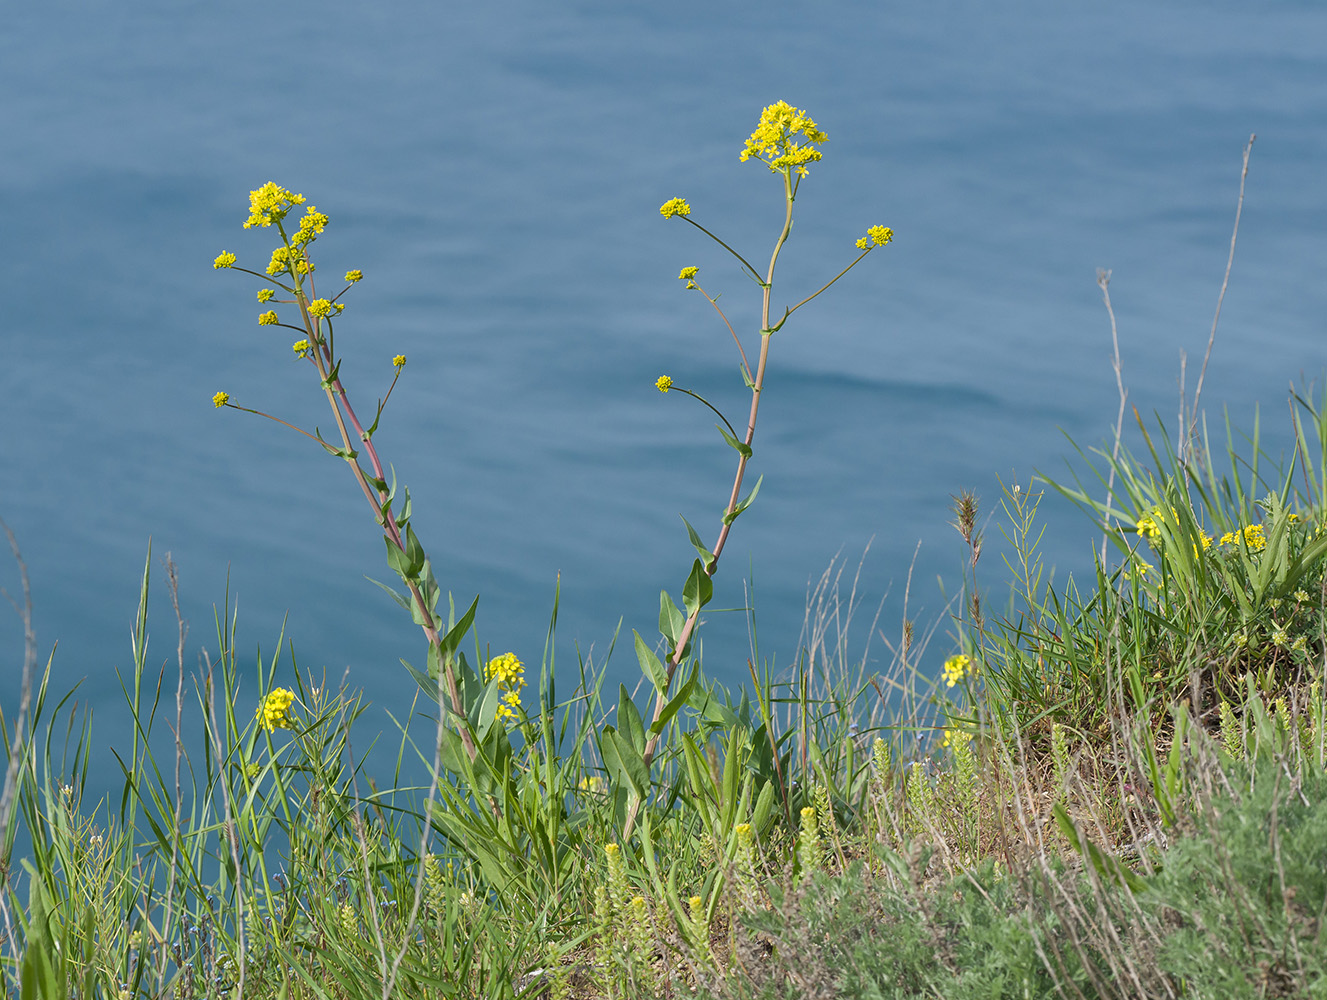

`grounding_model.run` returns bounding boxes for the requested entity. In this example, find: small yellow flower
[392,354,407,369]
[257,288,276,303]
[212,391,230,408]
[257,687,297,732]
[258,310,279,326]
[740,101,828,174]
[307,298,334,318]
[578,775,606,794]
[659,197,691,218]
[345,269,363,283]
[213,251,237,269]
[678,266,699,280]
[1122,558,1153,580]
[291,206,328,246]
[292,339,310,356]
[856,237,871,250]
[1218,524,1266,552]
[942,654,973,687]
[1295,590,1310,602]
[244,182,305,229]
[655,375,673,393]
[485,652,526,721]
[867,225,893,246]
